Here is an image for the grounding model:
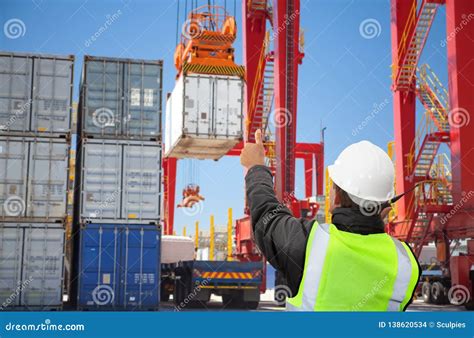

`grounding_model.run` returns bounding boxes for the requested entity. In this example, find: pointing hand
[240,129,266,170]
